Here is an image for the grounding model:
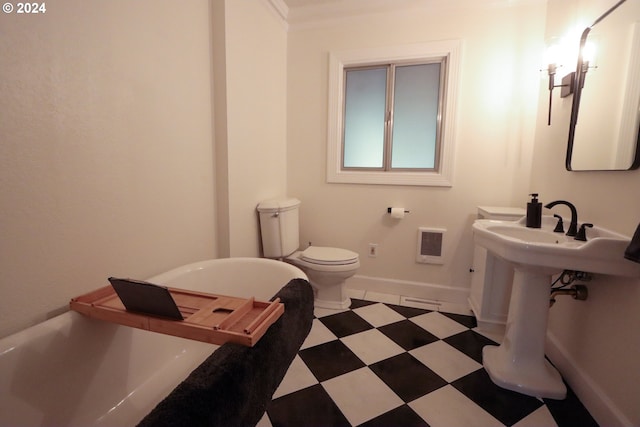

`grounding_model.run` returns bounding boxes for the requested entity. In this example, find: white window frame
[327,40,461,186]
